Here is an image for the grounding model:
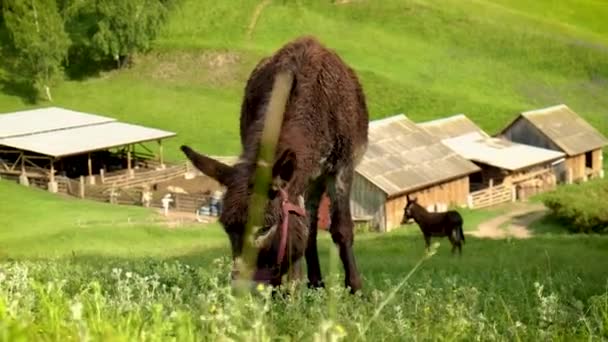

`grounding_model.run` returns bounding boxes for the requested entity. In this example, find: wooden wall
[592,149,603,173]
[501,118,561,151]
[384,176,470,232]
[349,174,387,231]
[565,154,586,182]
